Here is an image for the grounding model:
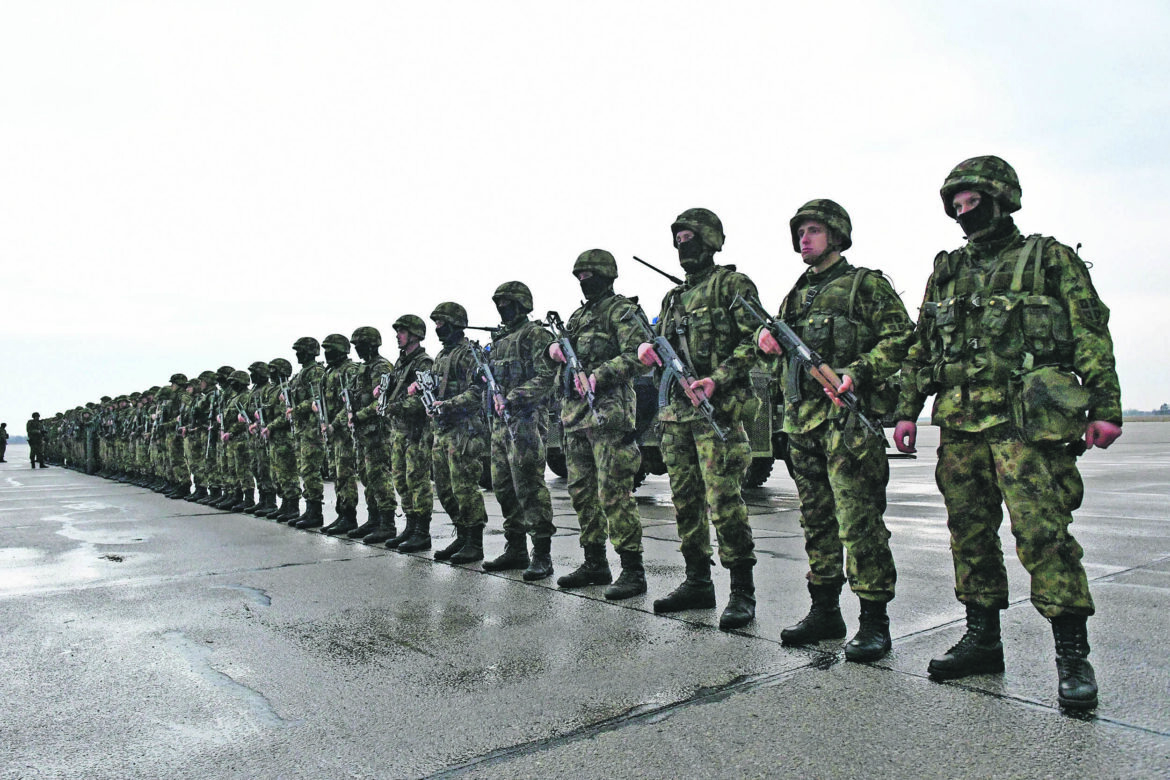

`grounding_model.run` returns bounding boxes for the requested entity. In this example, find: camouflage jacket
[321,359,362,440]
[351,354,394,438]
[288,362,327,426]
[432,337,486,435]
[487,318,557,419]
[896,228,1122,431]
[382,347,433,437]
[560,291,644,433]
[777,258,914,435]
